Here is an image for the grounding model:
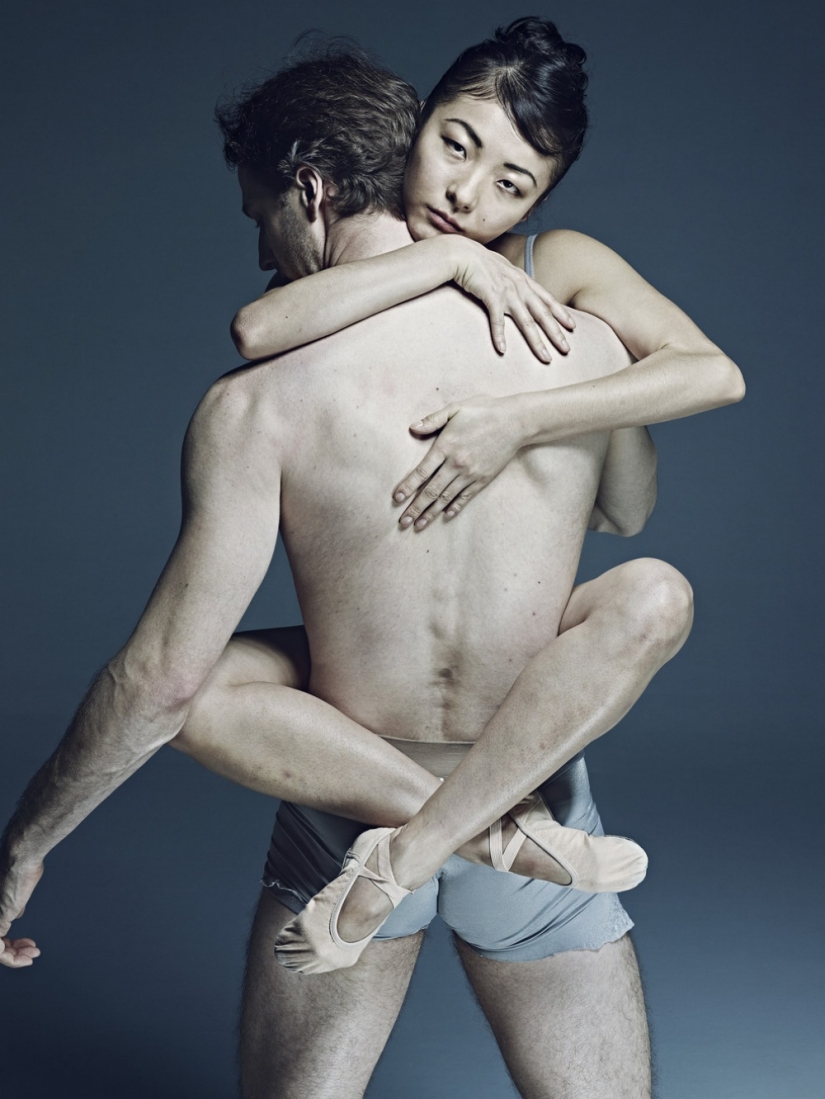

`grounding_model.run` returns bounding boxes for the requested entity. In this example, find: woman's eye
[443,137,466,157]
[498,180,523,198]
